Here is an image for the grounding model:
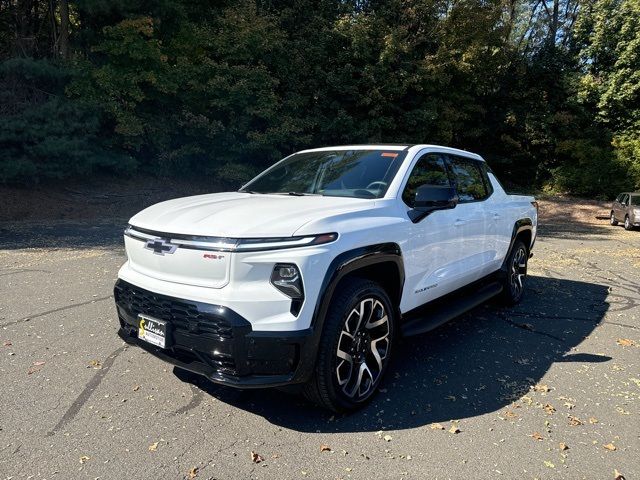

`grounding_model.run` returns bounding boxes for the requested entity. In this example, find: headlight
[271,263,304,316]
[270,263,303,299]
